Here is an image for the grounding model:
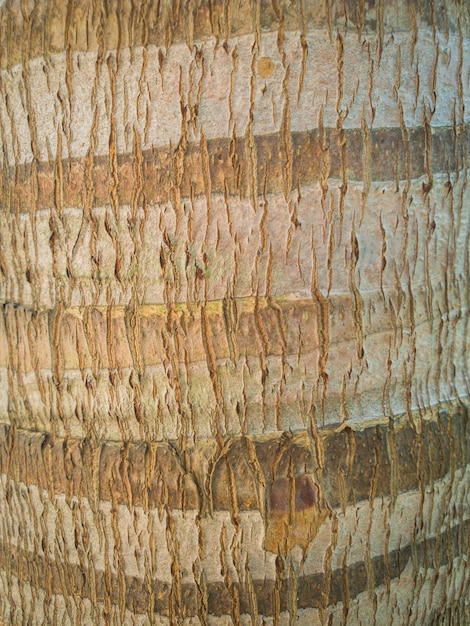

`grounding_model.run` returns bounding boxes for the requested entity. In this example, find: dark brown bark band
[1,403,468,512]
[0,292,410,371]
[1,518,468,617]
[1,124,467,213]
